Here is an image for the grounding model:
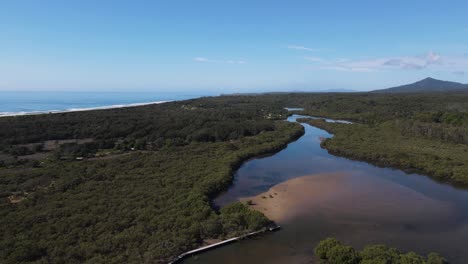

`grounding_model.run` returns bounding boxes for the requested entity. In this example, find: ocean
[0,91,214,117]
